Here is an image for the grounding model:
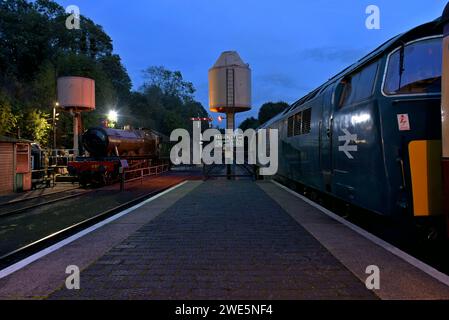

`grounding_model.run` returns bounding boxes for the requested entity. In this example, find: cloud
[298,46,369,63]
[257,73,299,89]
[256,73,312,91]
